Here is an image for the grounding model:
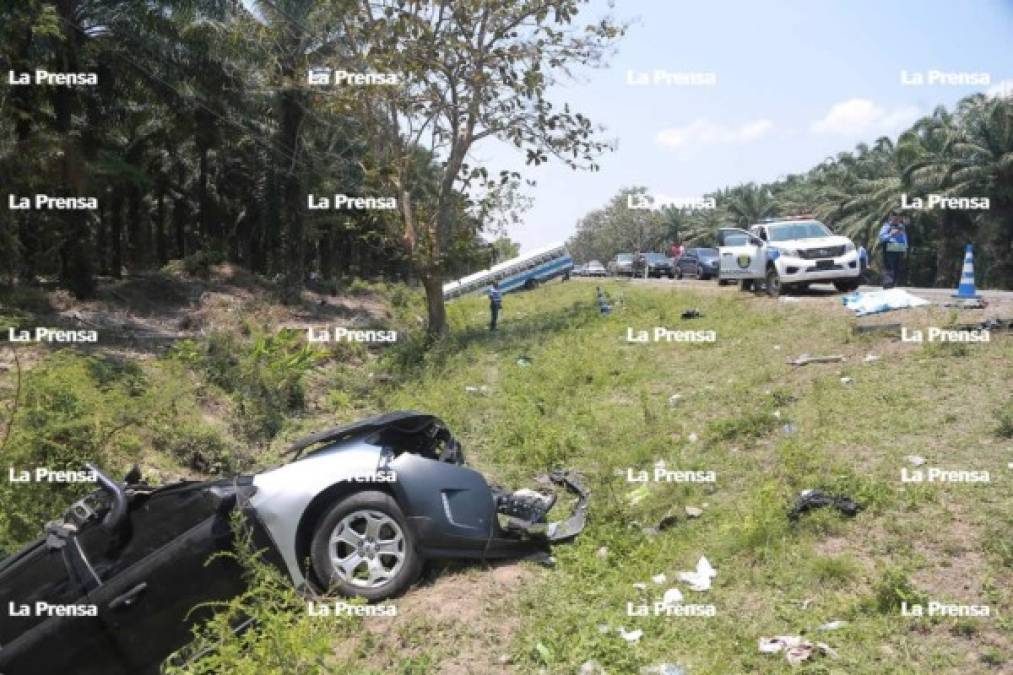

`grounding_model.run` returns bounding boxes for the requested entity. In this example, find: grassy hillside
[2,277,1011,673]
